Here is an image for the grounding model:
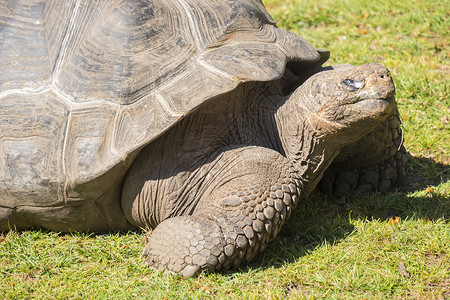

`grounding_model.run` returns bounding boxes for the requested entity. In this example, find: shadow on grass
[6,157,446,277]
[246,155,449,271]
[401,155,449,192]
